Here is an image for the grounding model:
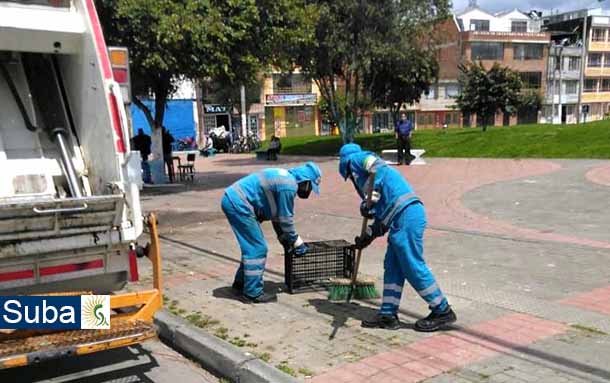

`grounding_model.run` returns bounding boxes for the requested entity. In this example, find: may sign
[204,104,229,114]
